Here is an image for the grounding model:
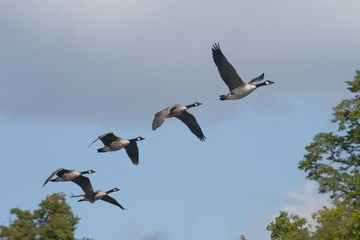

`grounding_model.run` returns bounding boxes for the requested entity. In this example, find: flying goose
[43,168,96,203]
[212,43,274,101]
[71,187,125,209]
[88,132,145,165]
[152,102,206,141]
